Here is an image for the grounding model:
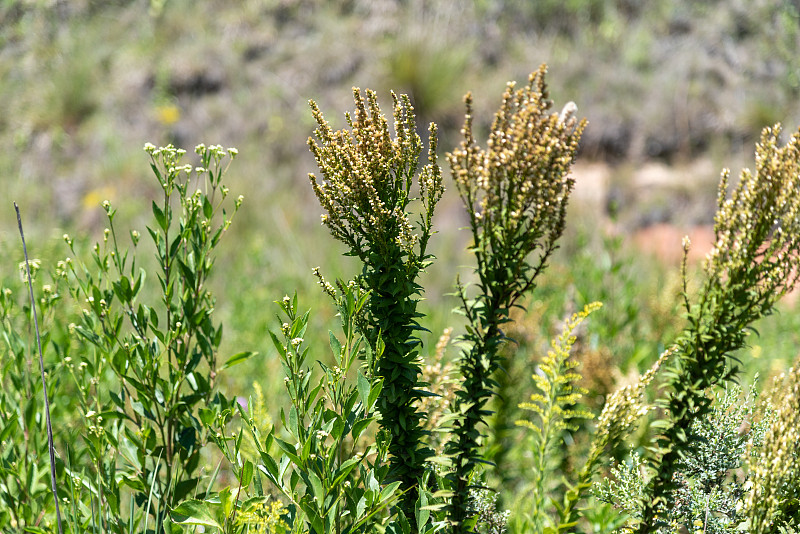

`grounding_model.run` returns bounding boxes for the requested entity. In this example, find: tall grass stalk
[14,202,63,534]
